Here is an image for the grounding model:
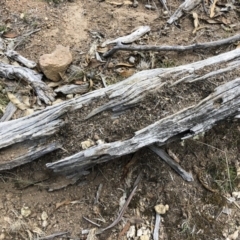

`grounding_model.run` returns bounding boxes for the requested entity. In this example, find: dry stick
[83,216,101,227]
[103,33,240,58]
[153,213,161,240]
[97,174,142,234]
[5,50,36,68]
[13,28,41,50]
[159,0,169,12]
[38,232,69,240]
